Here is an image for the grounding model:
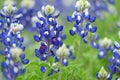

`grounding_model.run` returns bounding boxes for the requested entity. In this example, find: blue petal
[98,50,106,59]
[57,25,63,31]
[34,35,40,42]
[22,59,29,64]
[91,26,97,33]
[114,41,120,49]
[19,54,25,59]
[40,66,46,73]
[62,59,68,66]
[89,16,96,22]
[67,16,74,22]
[113,51,120,58]
[35,49,40,57]
[108,58,114,63]
[0,20,4,29]
[96,73,99,79]
[36,22,42,28]
[1,62,7,68]
[69,30,75,36]
[19,37,24,42]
